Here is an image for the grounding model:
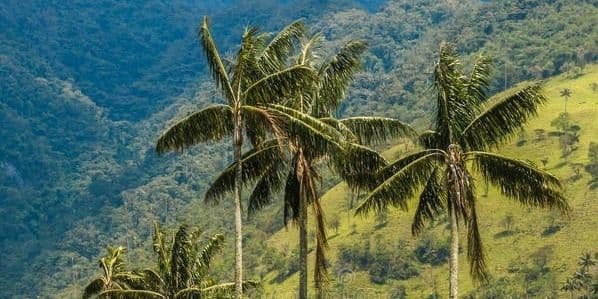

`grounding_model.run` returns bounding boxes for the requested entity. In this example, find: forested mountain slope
[262,66,598,297]
[0,0,596,297]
